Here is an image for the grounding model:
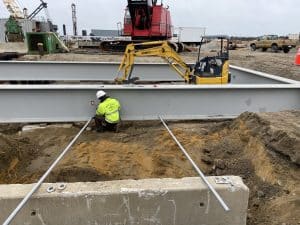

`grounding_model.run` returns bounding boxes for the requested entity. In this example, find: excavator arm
[115,41,193,84]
